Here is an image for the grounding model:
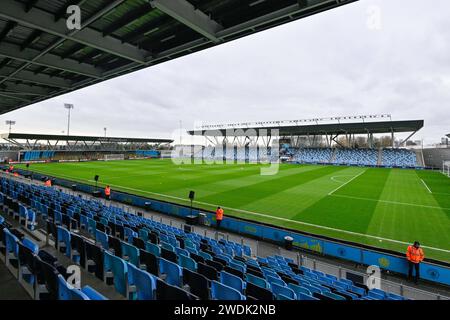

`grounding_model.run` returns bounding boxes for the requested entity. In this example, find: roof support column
[391,128,394,149]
